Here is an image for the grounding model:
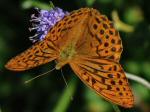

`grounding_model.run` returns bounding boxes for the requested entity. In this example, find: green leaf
[86,0,95,6]
[22,0,53,10]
